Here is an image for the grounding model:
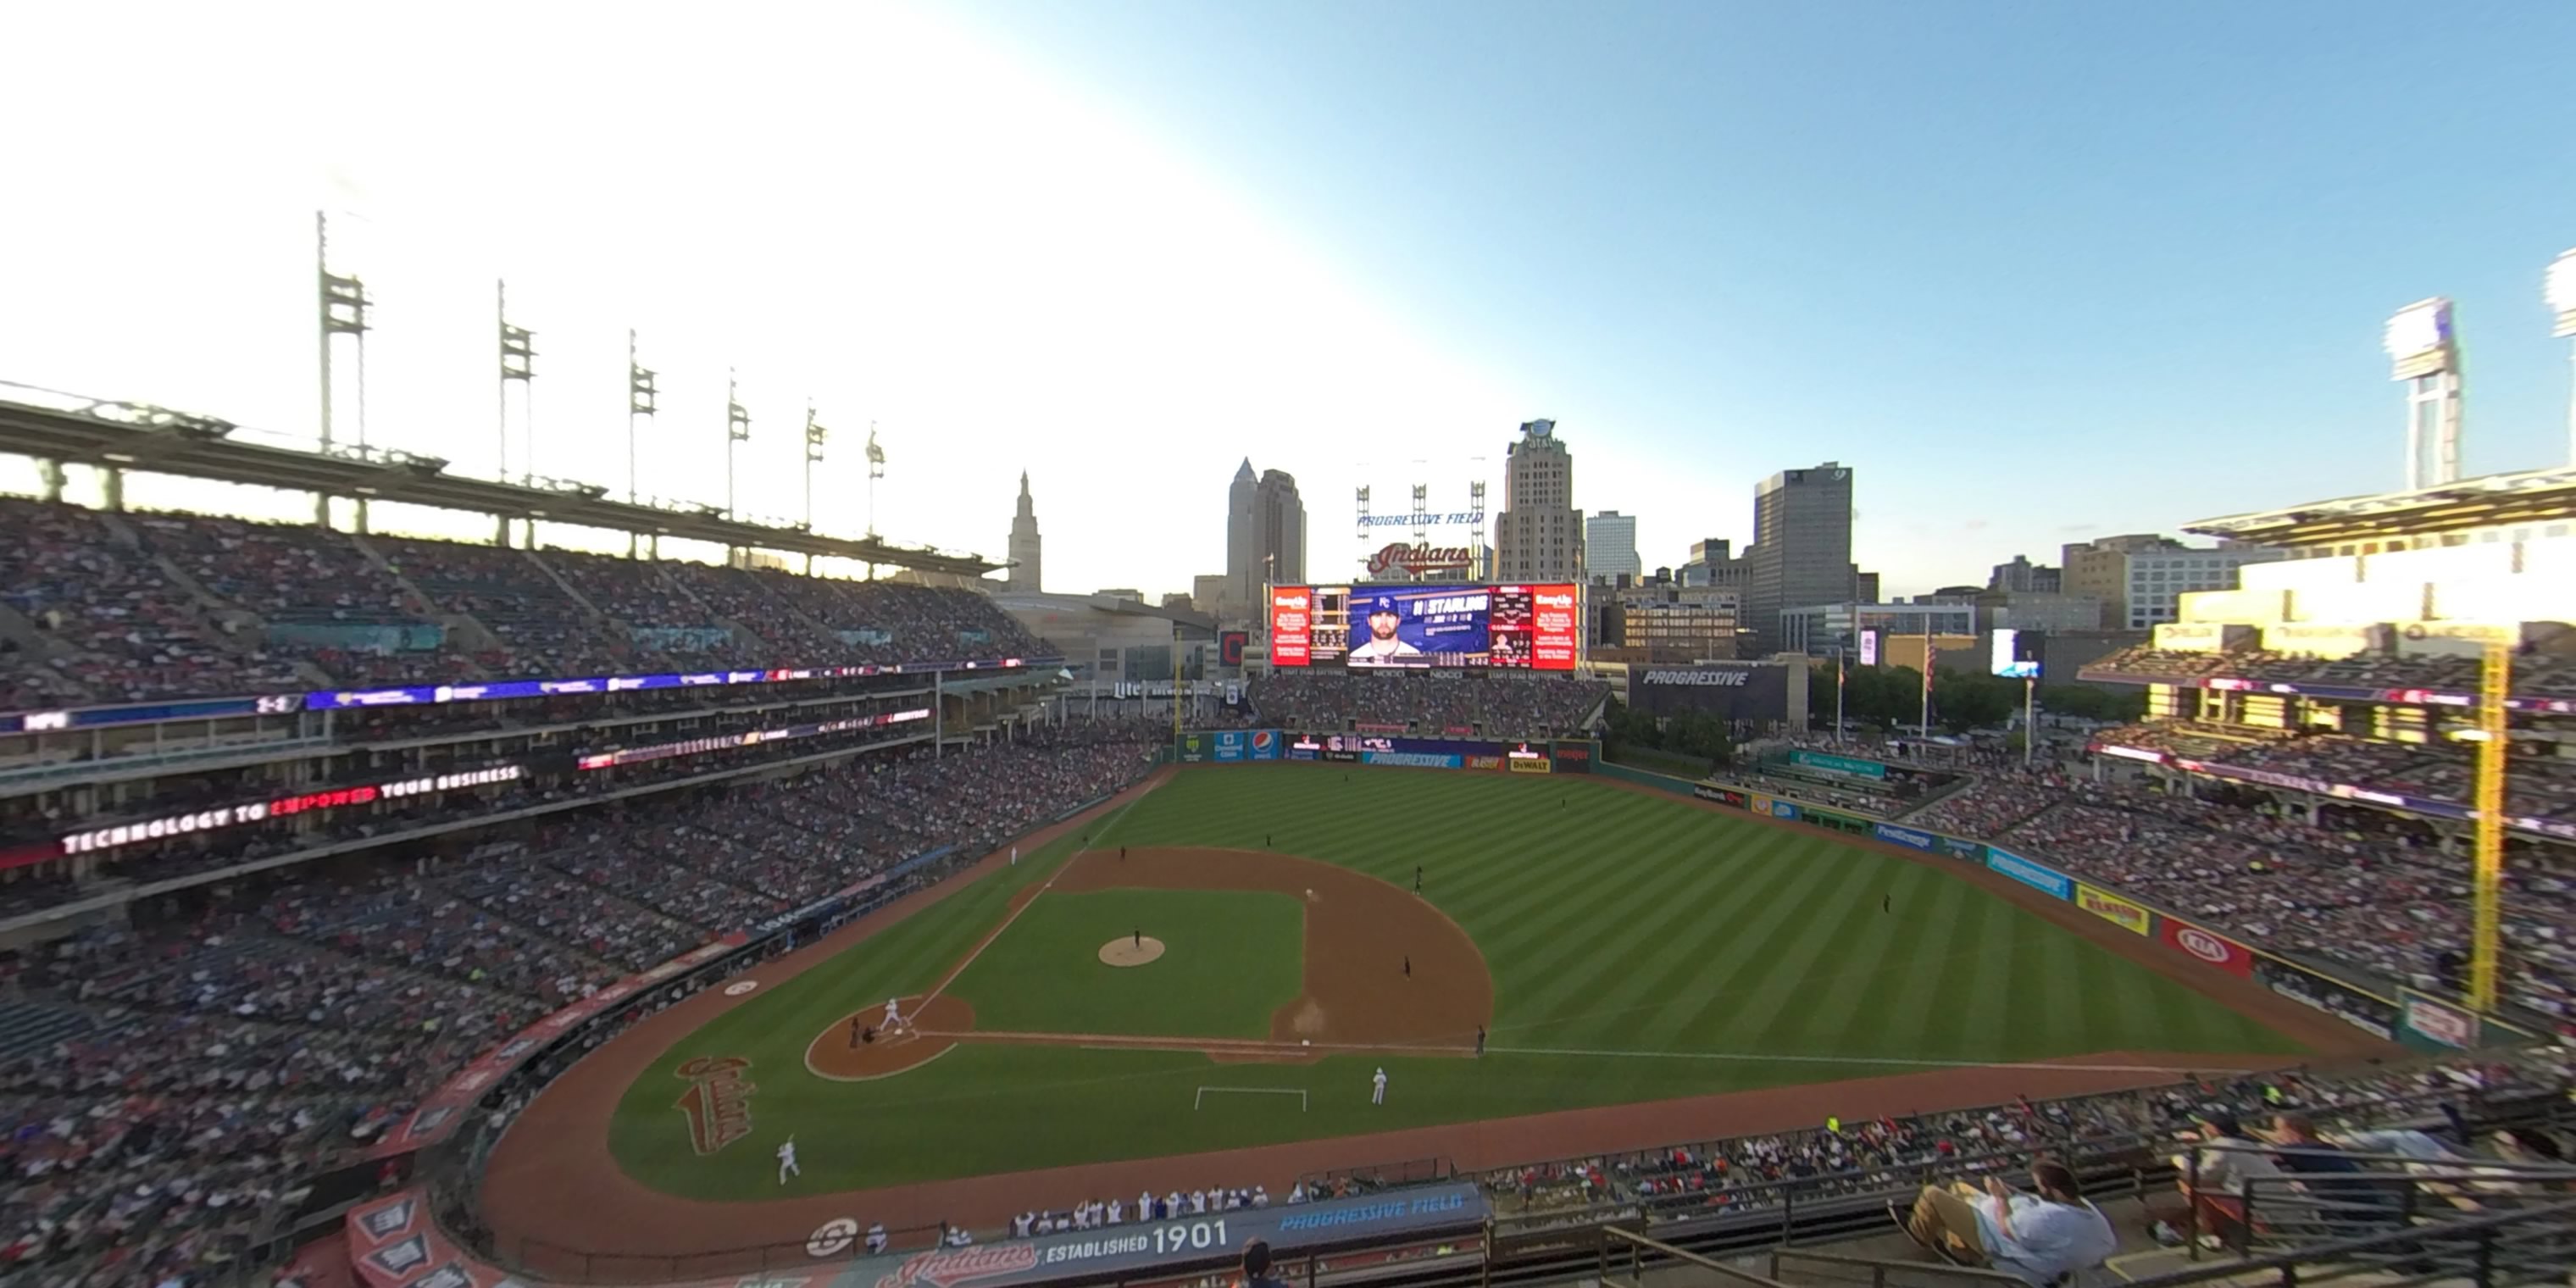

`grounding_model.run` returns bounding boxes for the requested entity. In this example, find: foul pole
[2470,639,2511,1012]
